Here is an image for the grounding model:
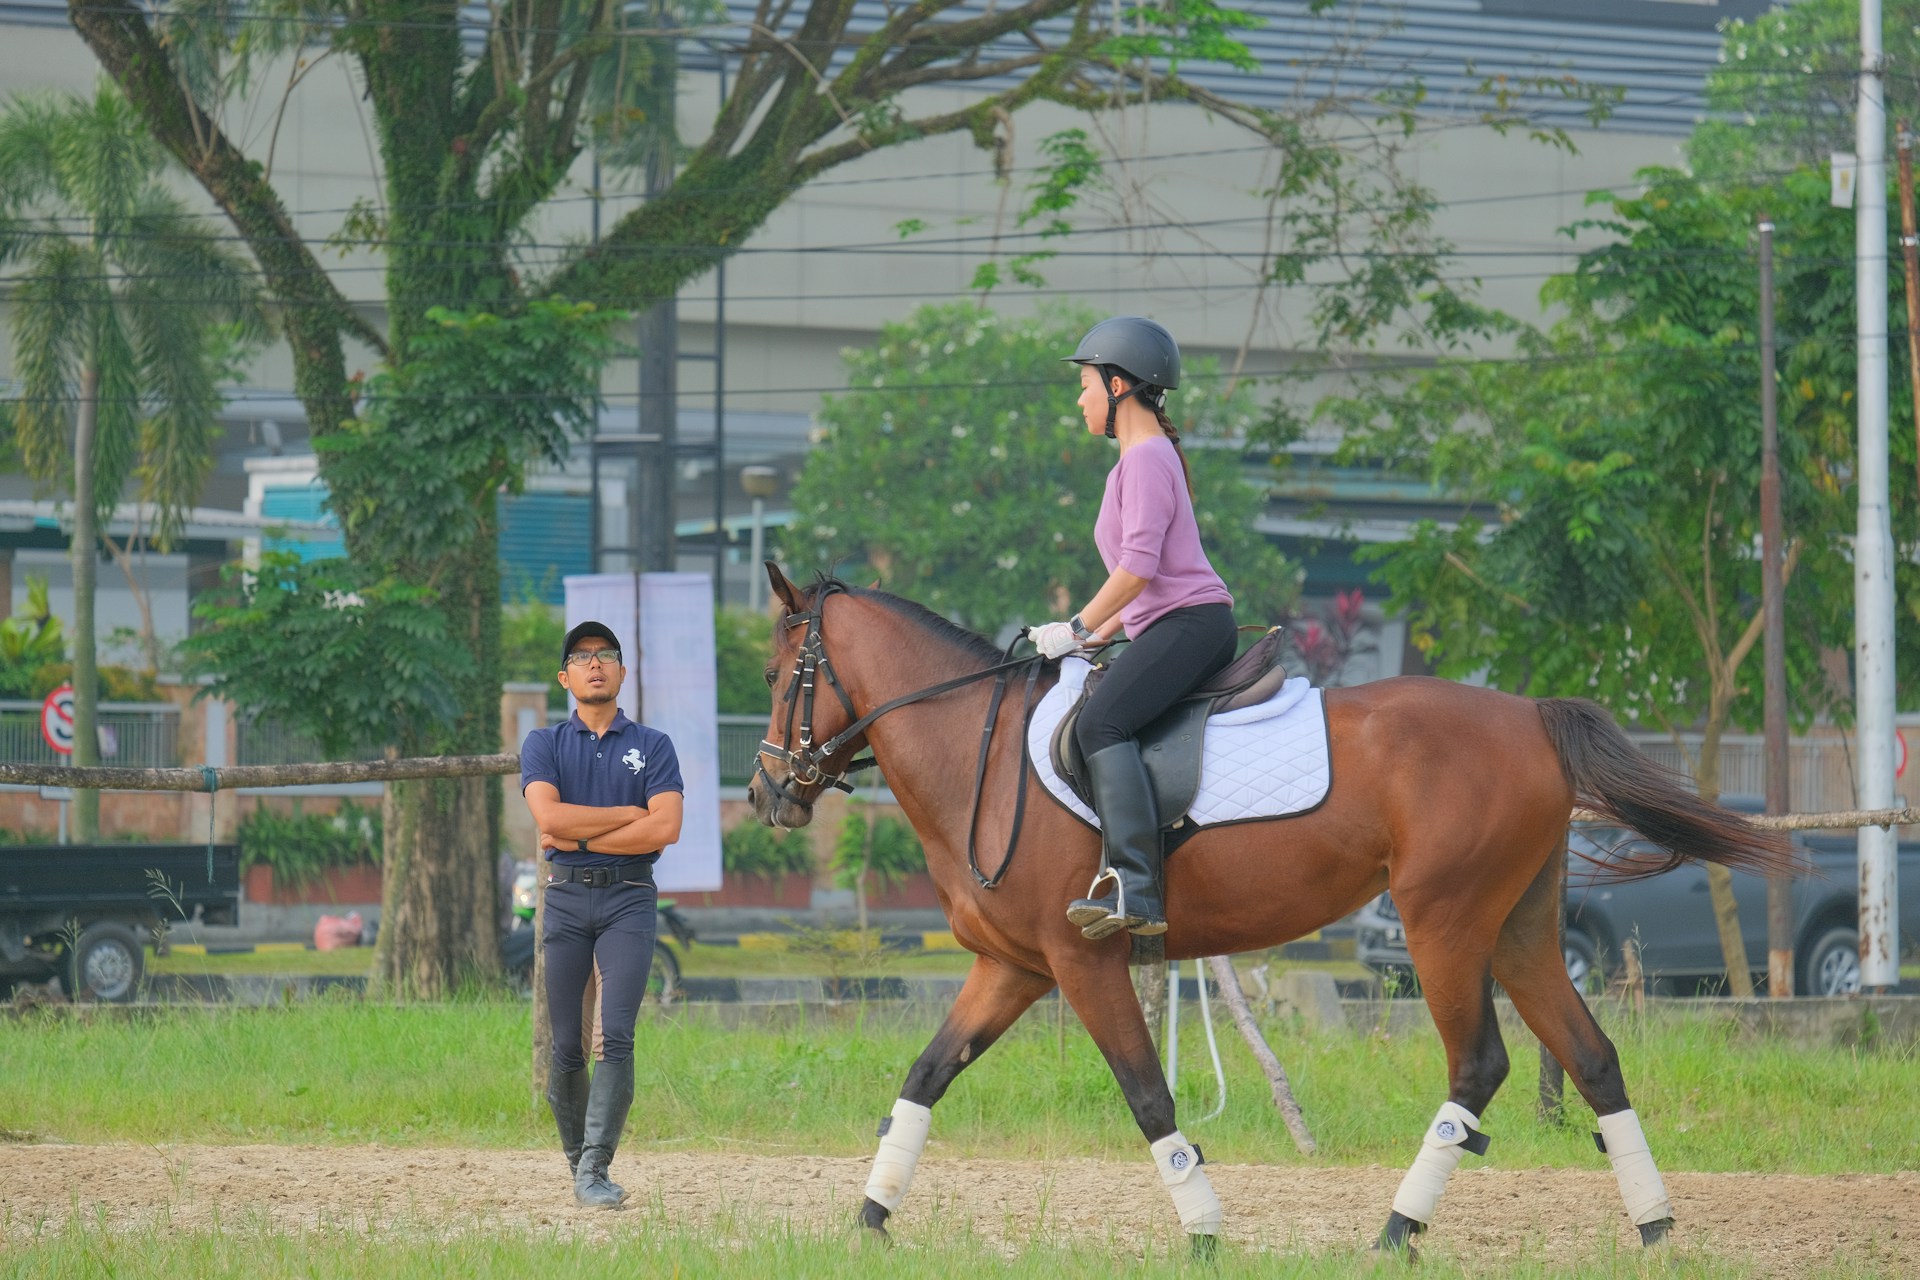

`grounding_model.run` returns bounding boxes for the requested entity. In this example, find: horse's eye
[764,669,777,687]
